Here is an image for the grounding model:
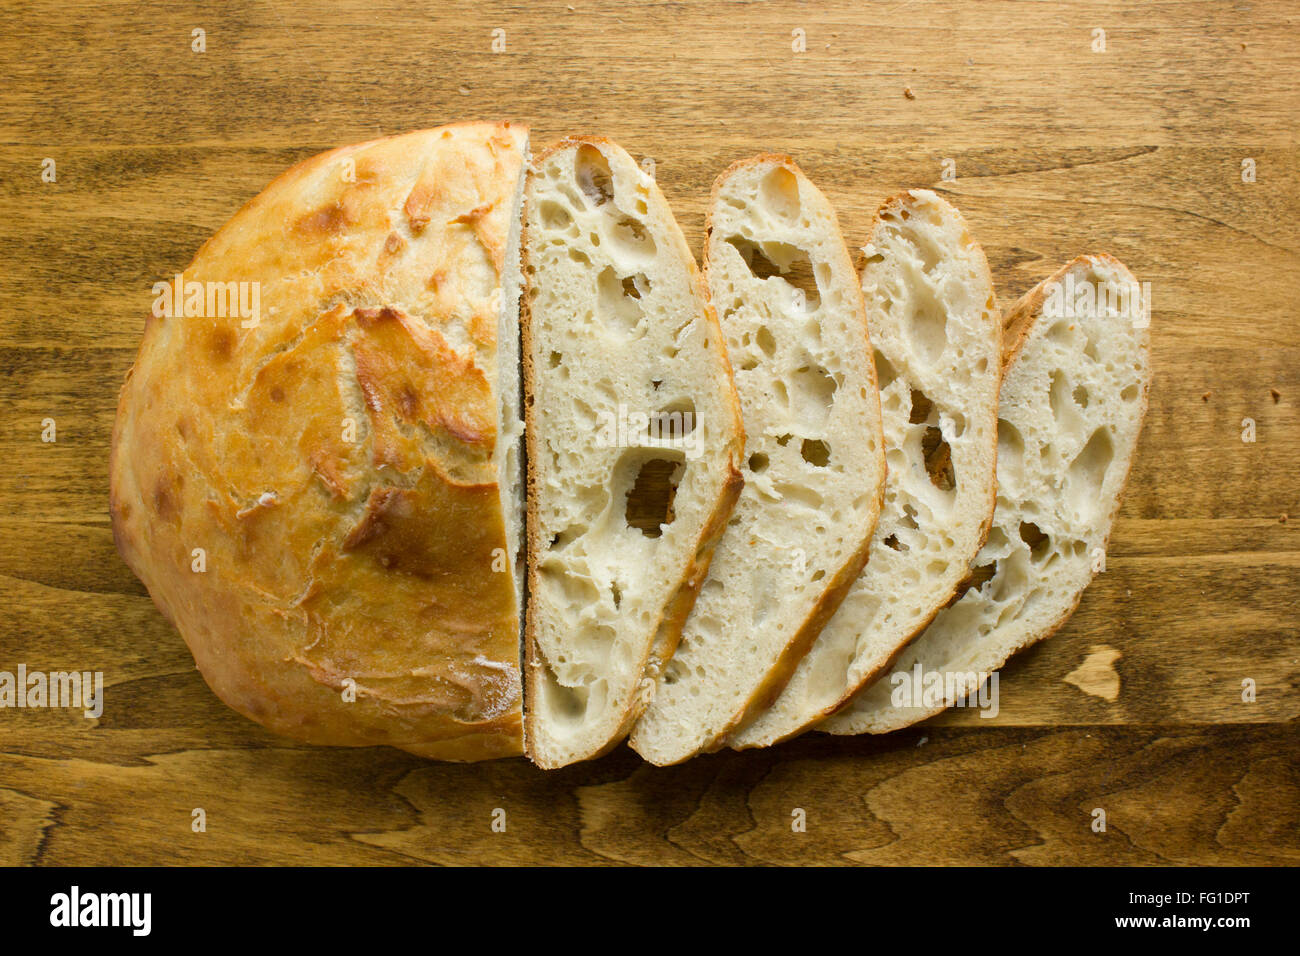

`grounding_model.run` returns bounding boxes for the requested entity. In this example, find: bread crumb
[916,735,928,747]
[458,86,470,95]
[1201,391,1212,402]
[1271,388,1281,403]
[904,87,915,99]
[1281,513,1289,524]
